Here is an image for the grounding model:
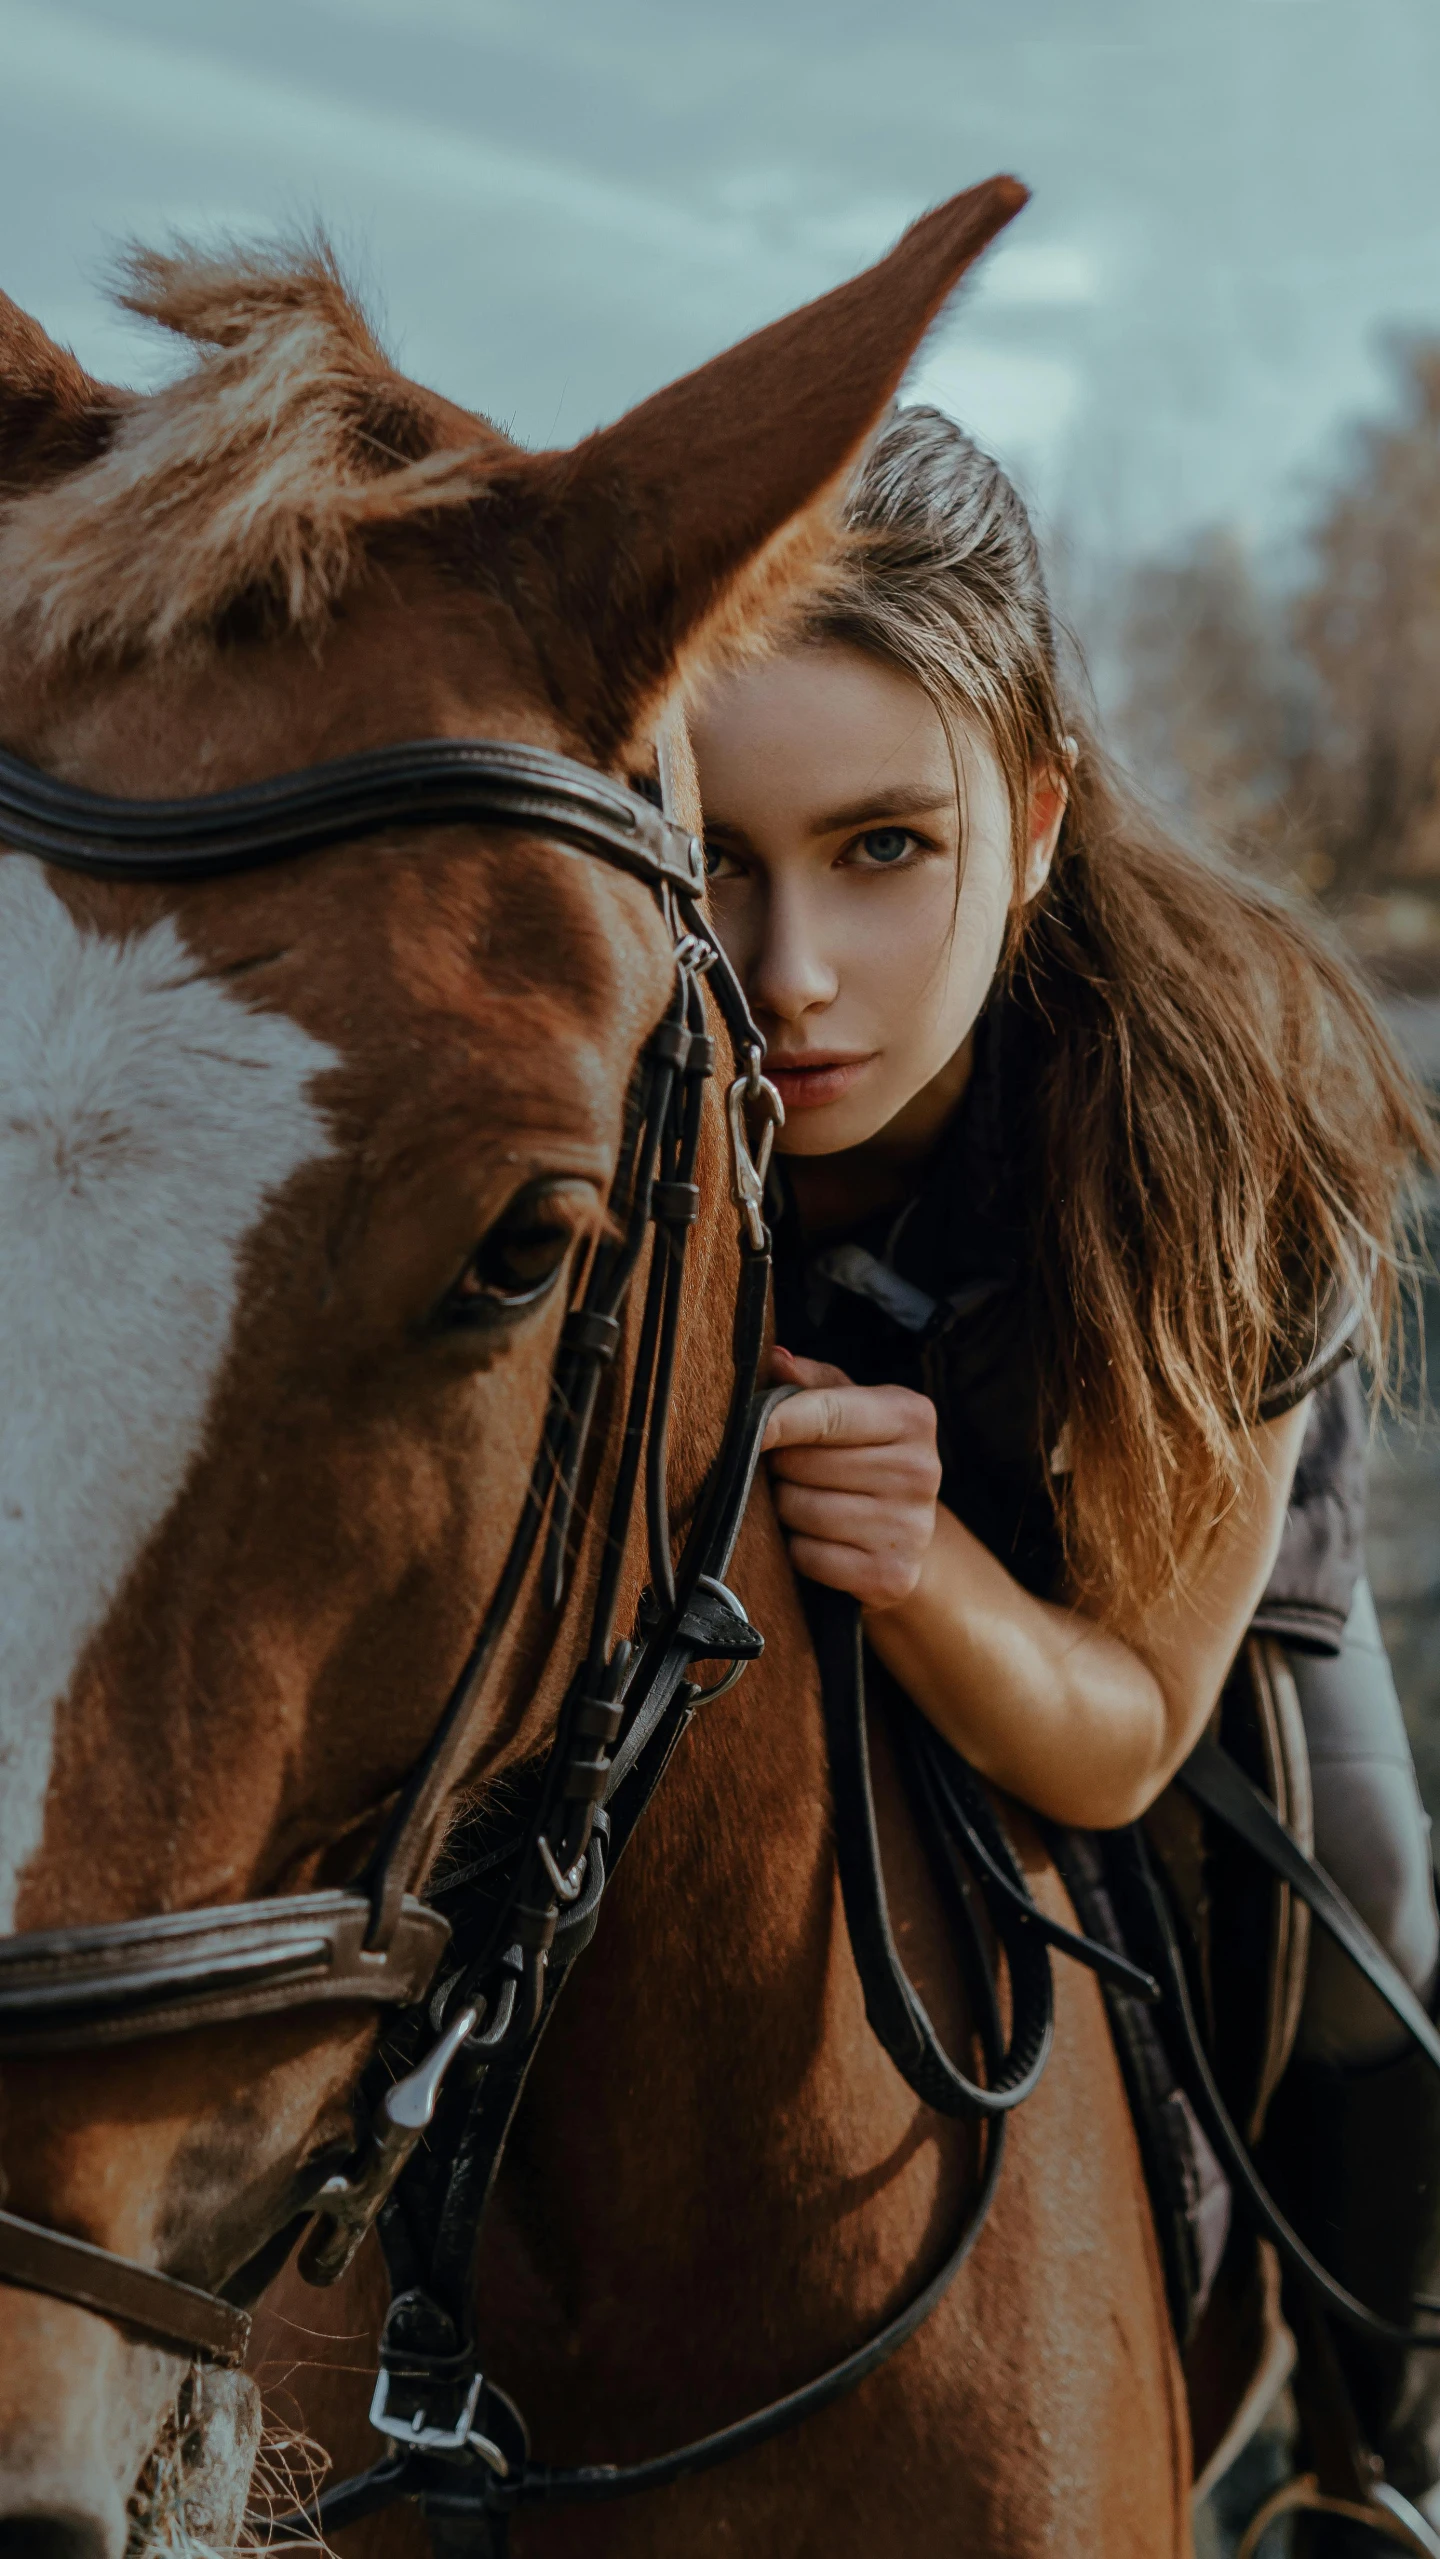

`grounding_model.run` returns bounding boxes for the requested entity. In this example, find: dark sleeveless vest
[771,992,1365,1658]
